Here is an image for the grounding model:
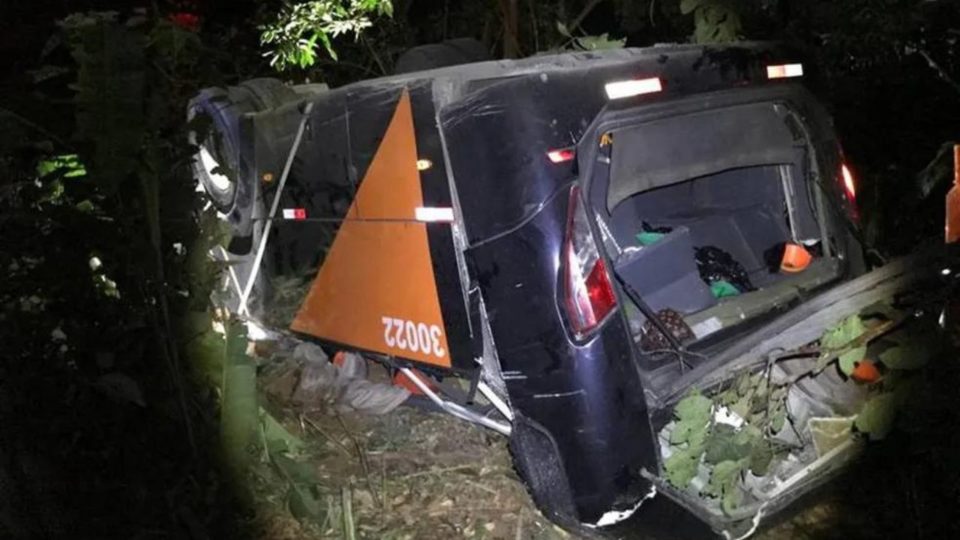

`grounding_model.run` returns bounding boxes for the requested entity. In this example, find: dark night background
[1,0,960,538]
